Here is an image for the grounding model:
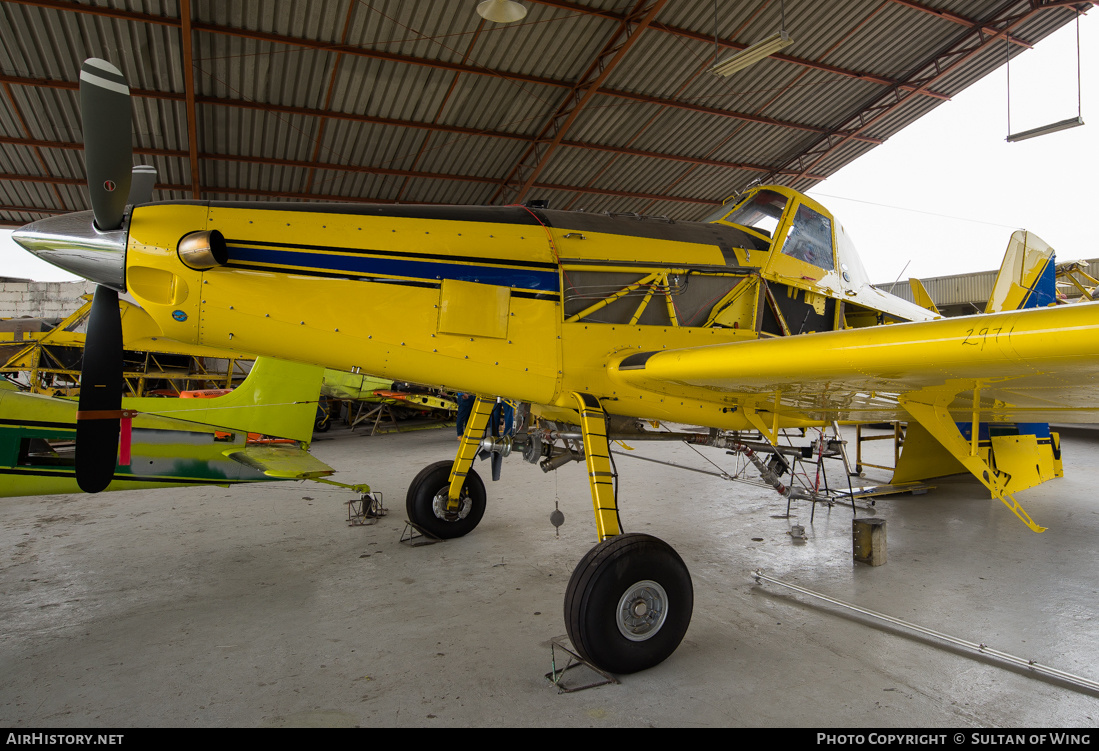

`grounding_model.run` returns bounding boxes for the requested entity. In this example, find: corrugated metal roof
[0,0,1091,225]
